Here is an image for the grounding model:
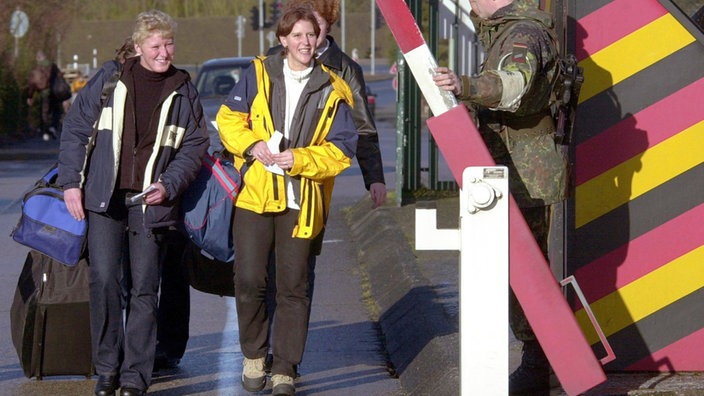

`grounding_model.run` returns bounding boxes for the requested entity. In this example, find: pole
[236,15,244,57]
[259,0,265,55]
[370,0,376,75]
[415,165,510,394]
[394,50,405,207]
[56,33,62,70]
[341,0,346,52]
